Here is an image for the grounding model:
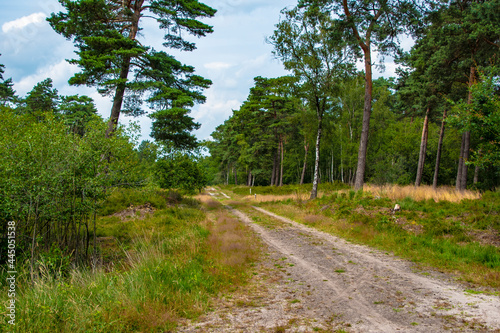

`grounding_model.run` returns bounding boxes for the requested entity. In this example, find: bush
[155,154,207,194]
